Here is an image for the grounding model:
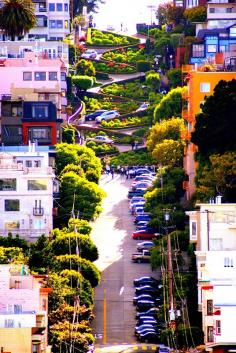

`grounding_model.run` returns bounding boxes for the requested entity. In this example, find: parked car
[158,346,171,353]
[86,135,114,144]
[135,168,156,176]
[133,294,157,305]
[135,307,160,320]
[138,331,161,343]
[135,285,160,296]
[132,229,159,240]
[132,206,145,216]
[130,200,146,212]
[84,110,108,121]
[135,102,150,112]
[135,325,156,336]
[95,110,120,123]
[129,196,146,206]
[137,241,154,251]
[81,49,98,59]
[132,182,152,192]
[136,300,156,311]
[136,316,158,326]
[134,276,160,287]
[134,214,151,224]
[136,224,153,231]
